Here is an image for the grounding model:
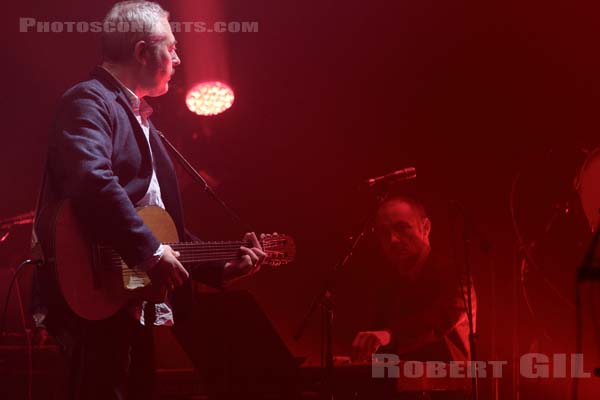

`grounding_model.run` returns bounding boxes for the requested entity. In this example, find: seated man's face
[375,200,430,272]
